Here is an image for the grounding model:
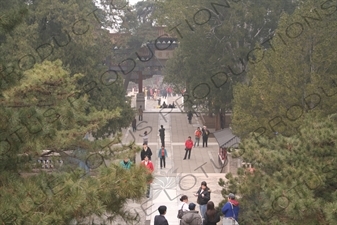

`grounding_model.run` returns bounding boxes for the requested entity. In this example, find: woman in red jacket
[183,136,194,160]
[141,155,154,198]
